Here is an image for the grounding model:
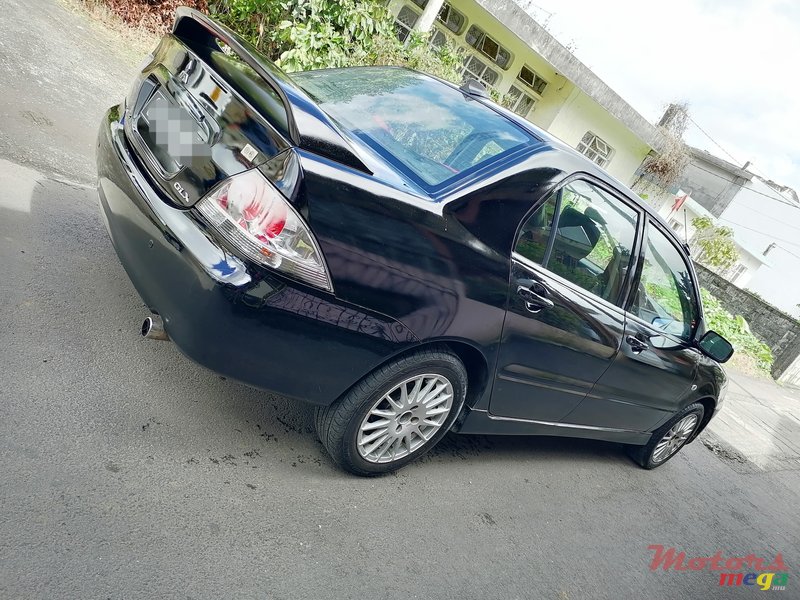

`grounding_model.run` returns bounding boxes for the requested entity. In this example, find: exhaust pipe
[141,315,169,341]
